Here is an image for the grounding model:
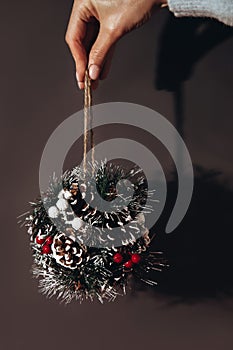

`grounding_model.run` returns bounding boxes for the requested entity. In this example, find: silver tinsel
[20,161,167,303]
